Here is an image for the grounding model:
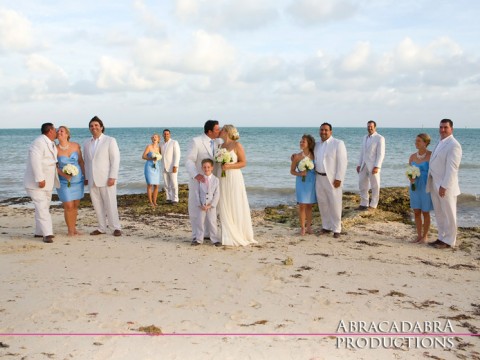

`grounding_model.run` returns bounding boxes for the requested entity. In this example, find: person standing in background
[407,133,434,243]
[161,129,181,204]
[356,120,385,211]
[24,123,60,243]
[56,126,85,236]
[142,133,162,207]
[290,134,317,236]
[314,123,347,239]
[83,116,122,237]
[427,119,462,249]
